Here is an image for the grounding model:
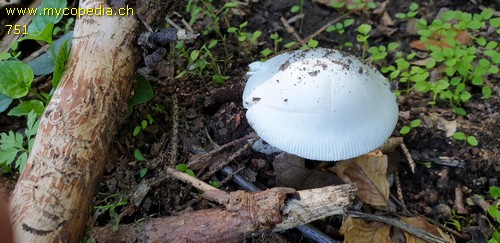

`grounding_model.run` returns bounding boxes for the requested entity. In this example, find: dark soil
[1,0,499,242]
